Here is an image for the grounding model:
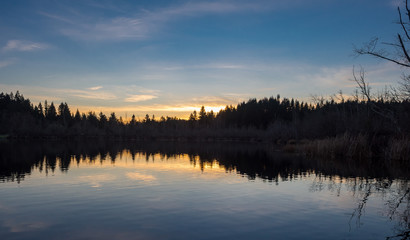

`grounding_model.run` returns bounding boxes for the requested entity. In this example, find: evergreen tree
[130,114,137,126]
[199,106,206,125]
[109,112,118,125]
[47,102,57,121]
[87,112,99,127]
[38,102,44,118]
[143,114,150,123]
[99,112,107,129]
[74,109,81,122]
[58,102,71,126]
